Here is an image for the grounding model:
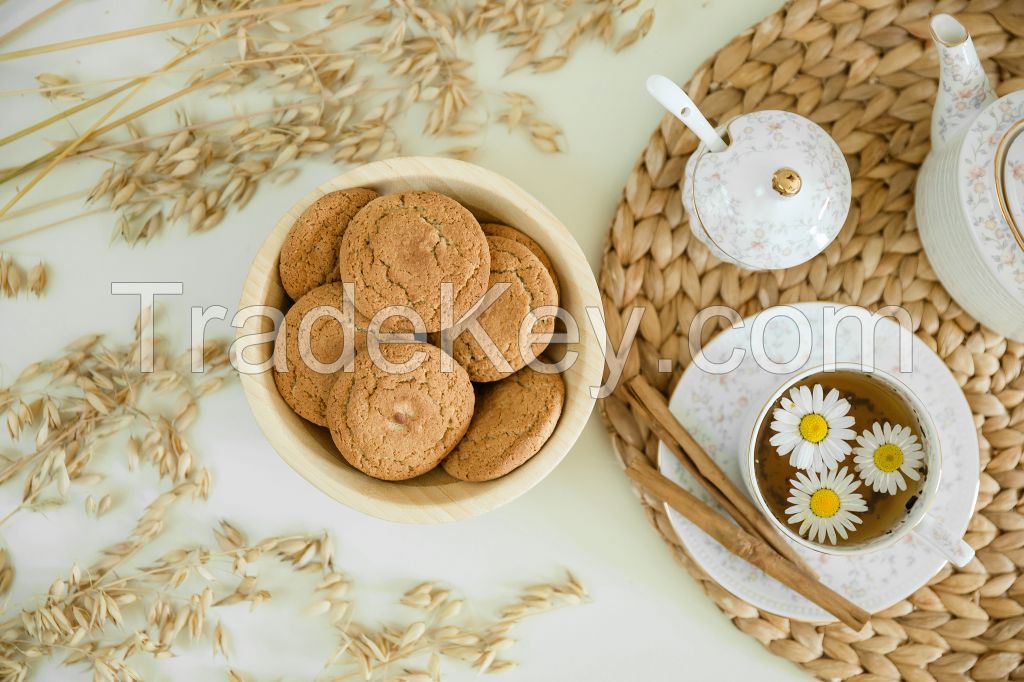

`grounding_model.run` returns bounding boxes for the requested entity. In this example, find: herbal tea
[753,370,928,546]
